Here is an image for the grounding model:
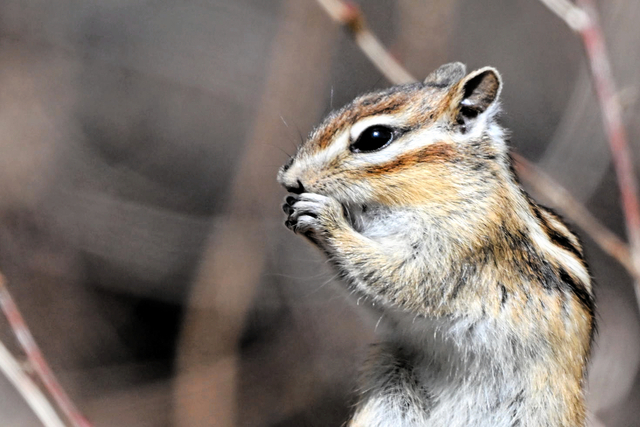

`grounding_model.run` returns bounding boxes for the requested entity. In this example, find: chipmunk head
[278,63,506,214]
